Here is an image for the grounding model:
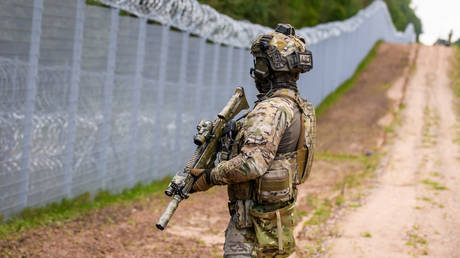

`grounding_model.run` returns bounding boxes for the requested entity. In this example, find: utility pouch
[229,200,254,229]
[250,202,296,256]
